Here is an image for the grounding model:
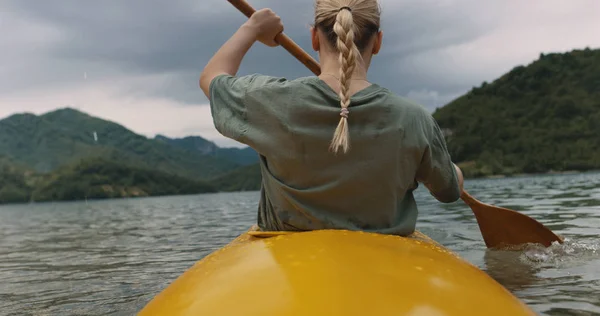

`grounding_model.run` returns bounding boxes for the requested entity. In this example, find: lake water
[1,172,599,315]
